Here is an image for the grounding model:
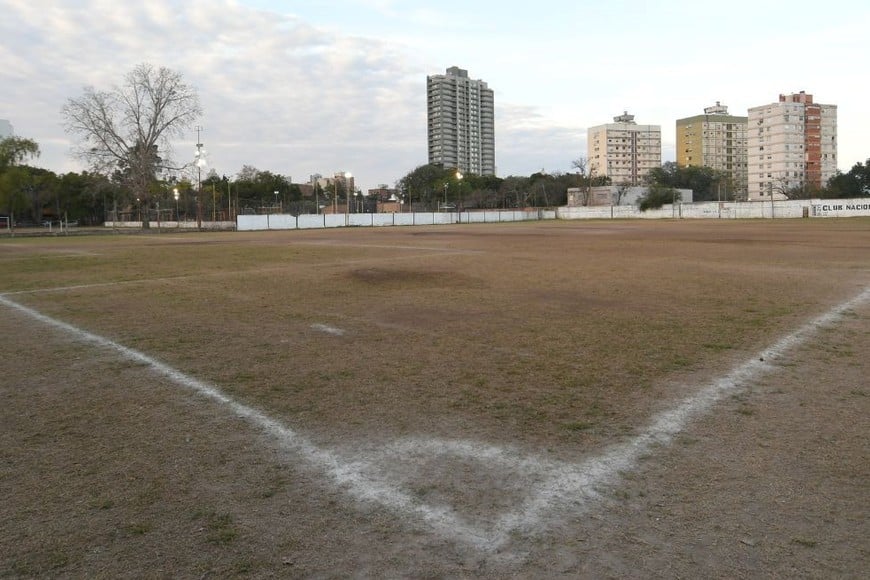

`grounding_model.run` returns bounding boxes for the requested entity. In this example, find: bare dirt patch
[347,266,482,289]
